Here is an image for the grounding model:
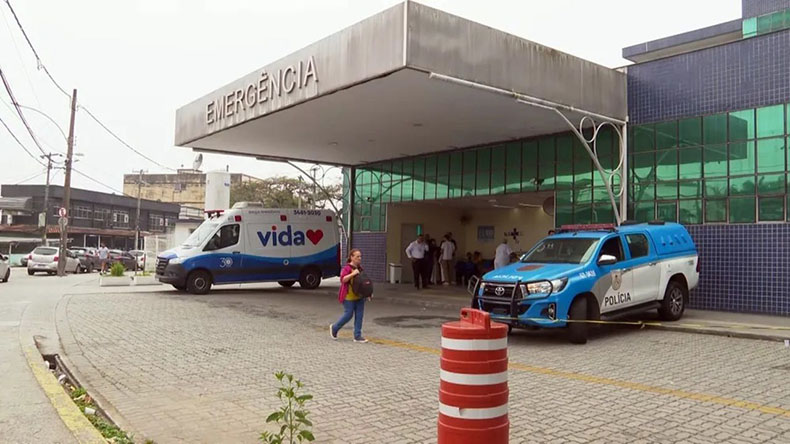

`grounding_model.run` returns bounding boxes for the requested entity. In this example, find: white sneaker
[329,324,337,340]
[353,337,368,343]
